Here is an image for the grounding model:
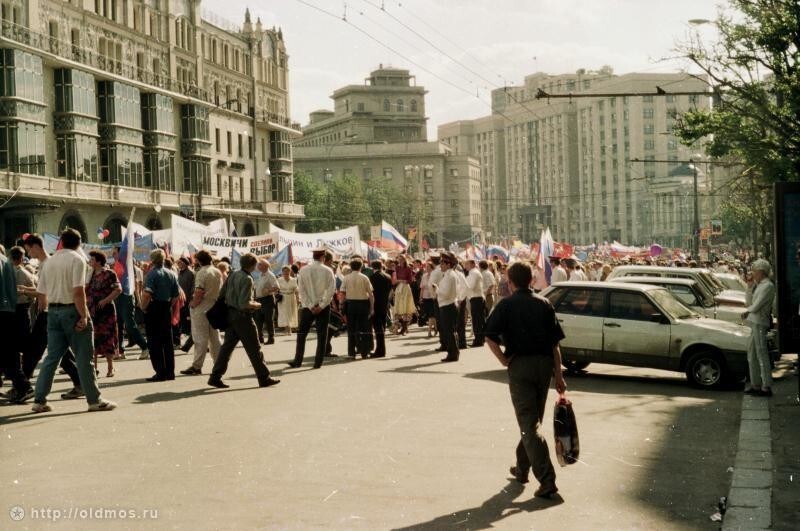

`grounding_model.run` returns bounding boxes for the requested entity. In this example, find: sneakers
[88,399,117,412]
[31,402,52,413]
[138,349,150,360]
[61,387,85,400]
